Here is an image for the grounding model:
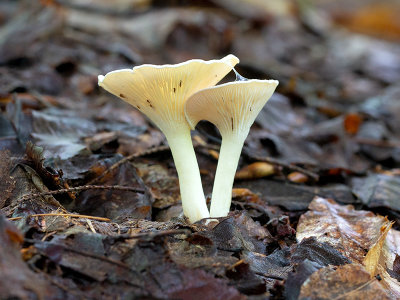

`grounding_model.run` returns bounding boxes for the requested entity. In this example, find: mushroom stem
[165,127,210,222]
[210,134,246,218]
